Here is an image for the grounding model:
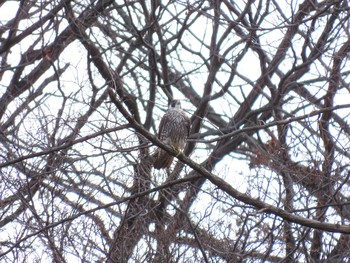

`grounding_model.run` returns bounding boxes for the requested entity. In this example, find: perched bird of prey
[153,100,191,170]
